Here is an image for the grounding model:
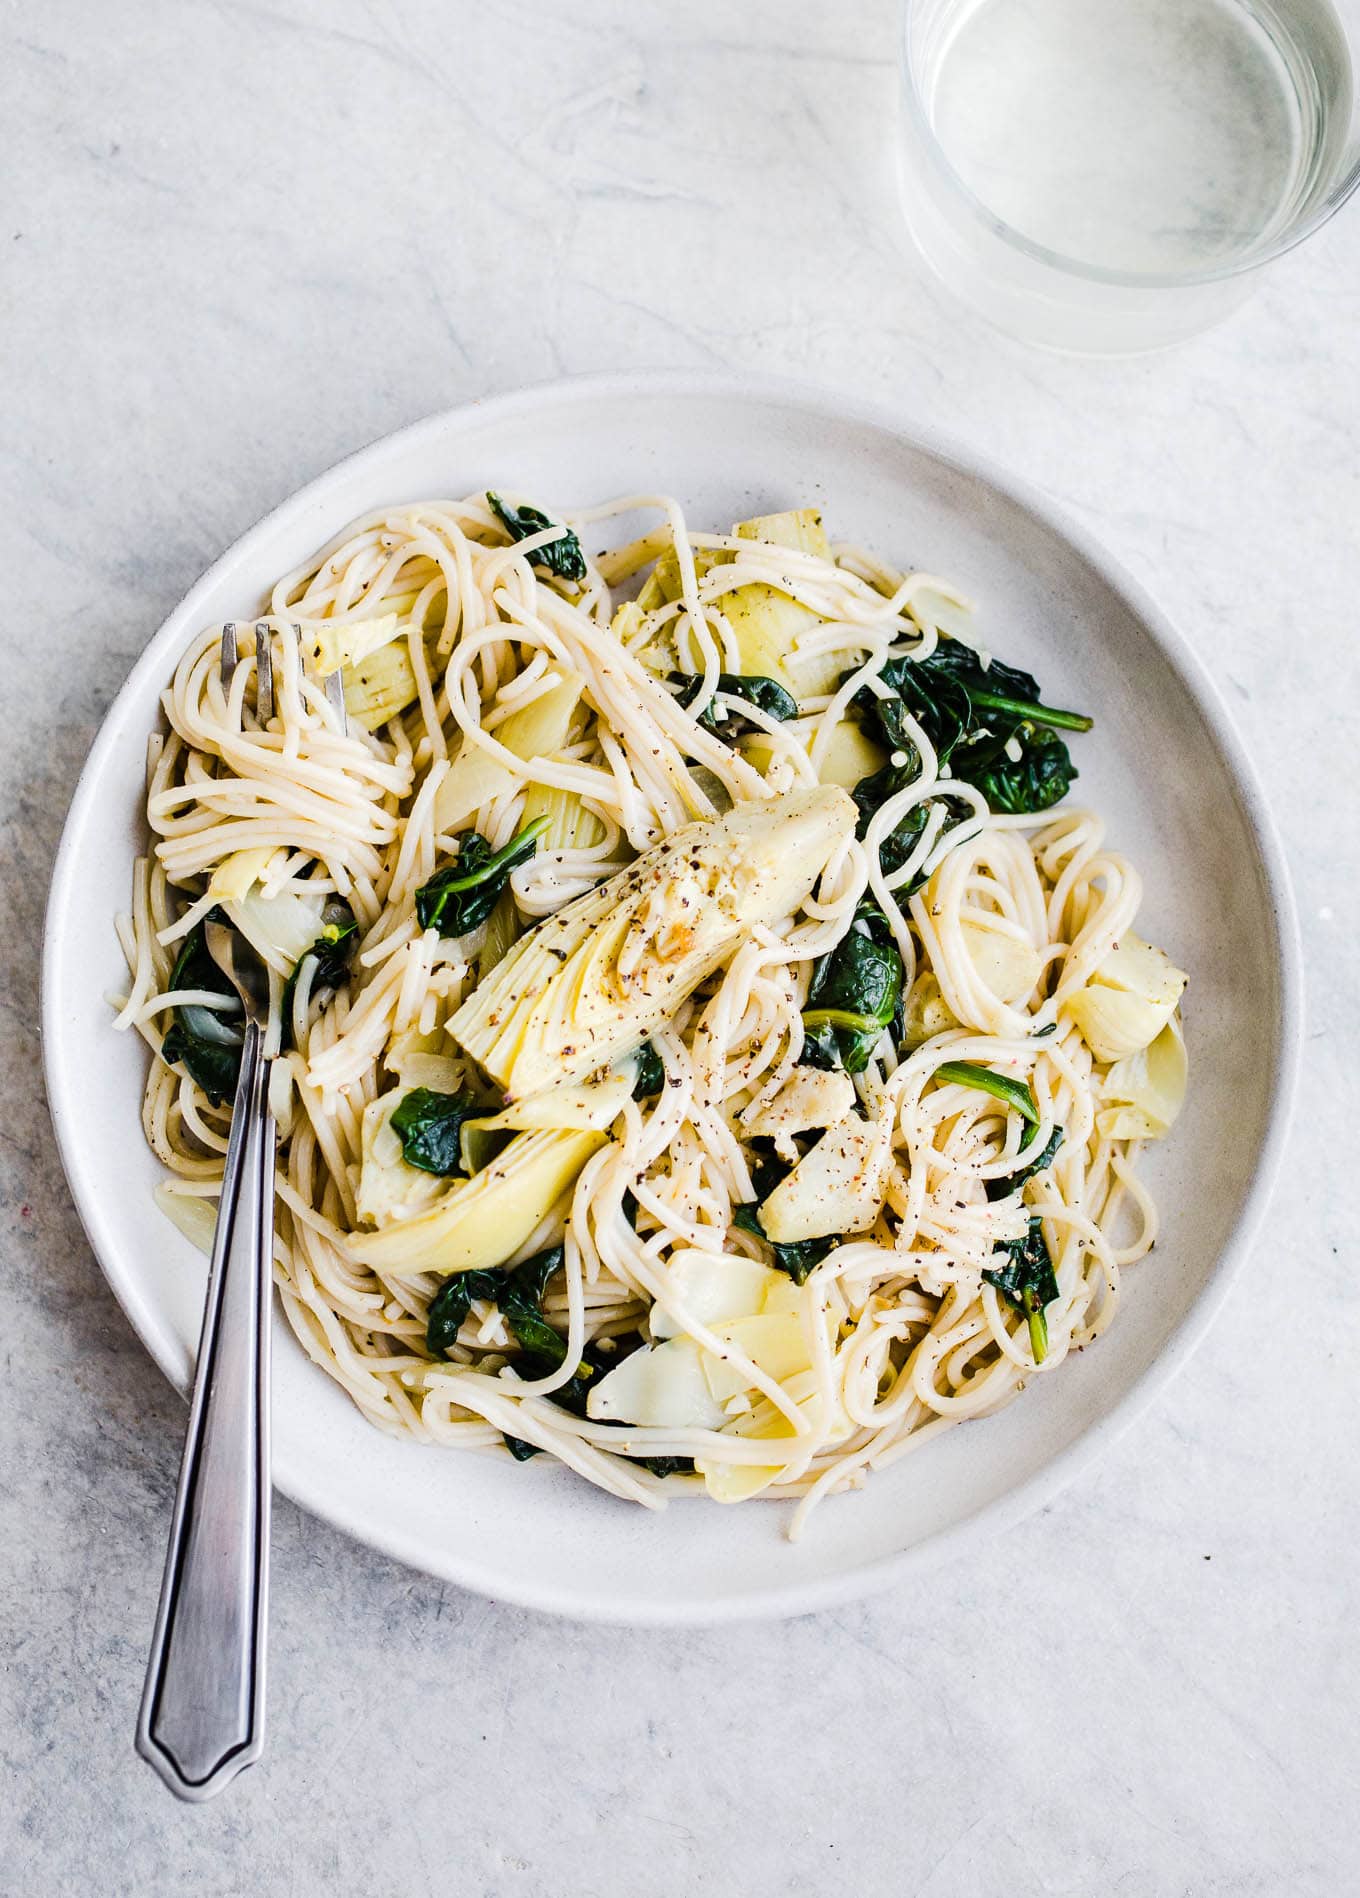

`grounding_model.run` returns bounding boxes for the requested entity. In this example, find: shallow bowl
[42,372,1301,1622]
